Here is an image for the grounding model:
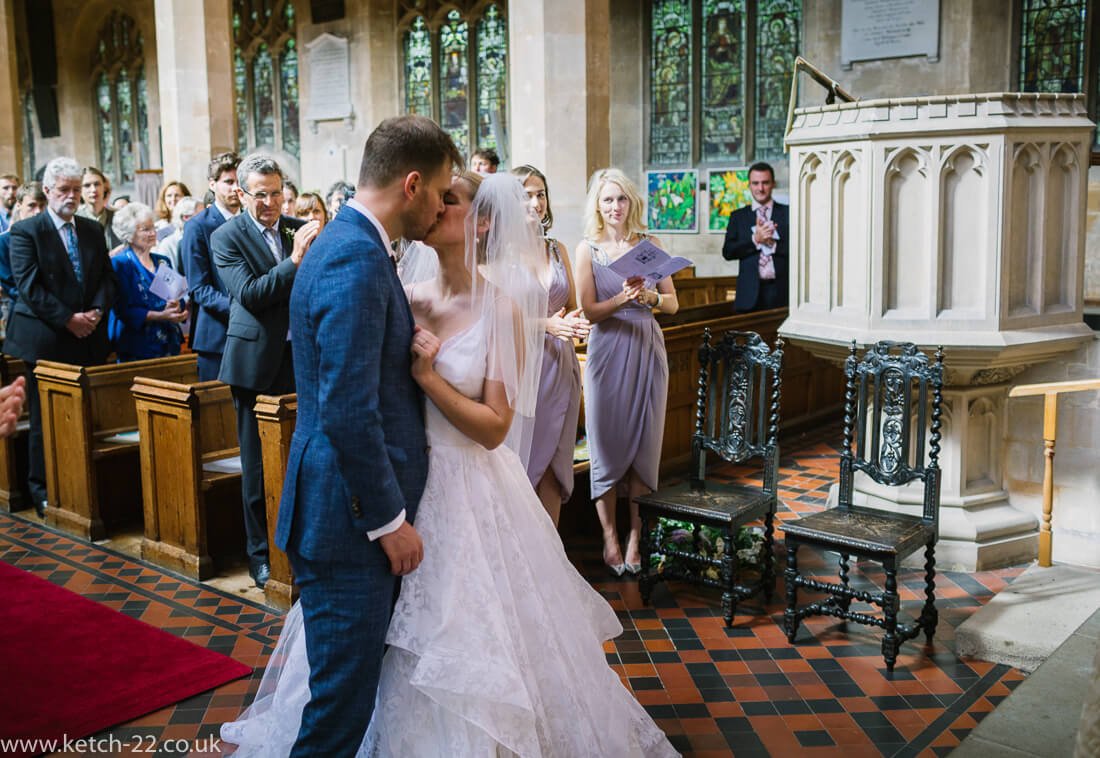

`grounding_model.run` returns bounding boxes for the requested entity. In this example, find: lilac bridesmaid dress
[526,239,582,500]
[583,240,668,500]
